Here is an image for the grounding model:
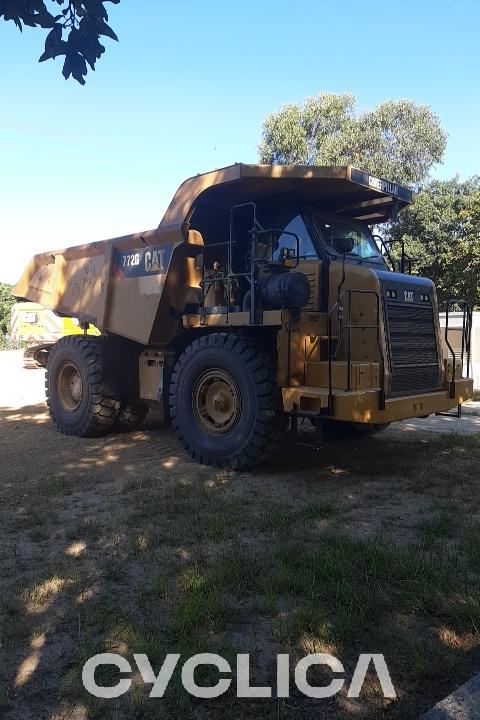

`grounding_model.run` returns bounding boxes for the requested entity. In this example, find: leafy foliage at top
[0,283,15,340]
[0,0,119,84]
[259,93,447,189]
[388,177,480,307]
